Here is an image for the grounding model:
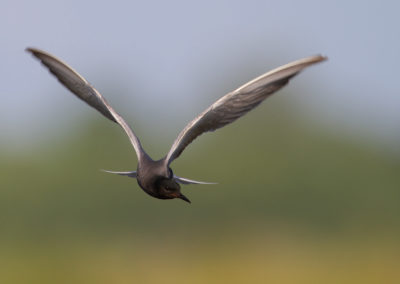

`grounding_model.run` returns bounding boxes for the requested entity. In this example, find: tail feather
[174,175,217,185]
[101,169,137,178]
